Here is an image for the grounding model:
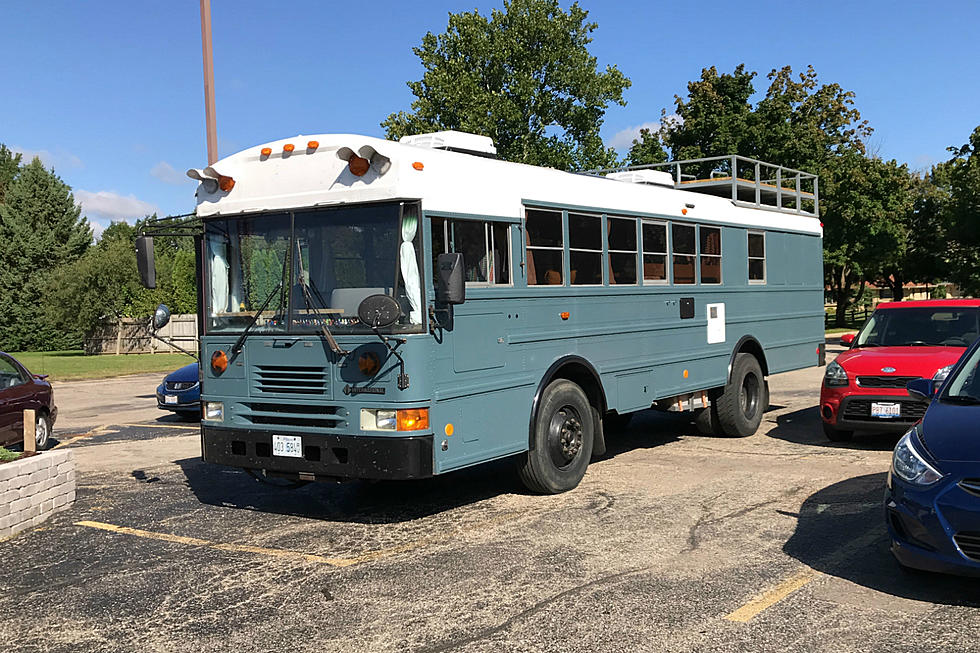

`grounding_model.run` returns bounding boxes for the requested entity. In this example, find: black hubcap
[547,405,583,469]
[740,373,760,419]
